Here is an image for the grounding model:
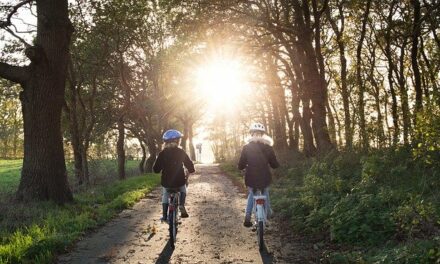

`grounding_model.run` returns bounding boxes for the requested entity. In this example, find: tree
[0,0,73,203]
